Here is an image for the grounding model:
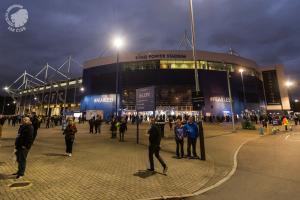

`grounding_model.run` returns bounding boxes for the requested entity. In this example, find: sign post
[136,86,156,144]
[192,91,206,161]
